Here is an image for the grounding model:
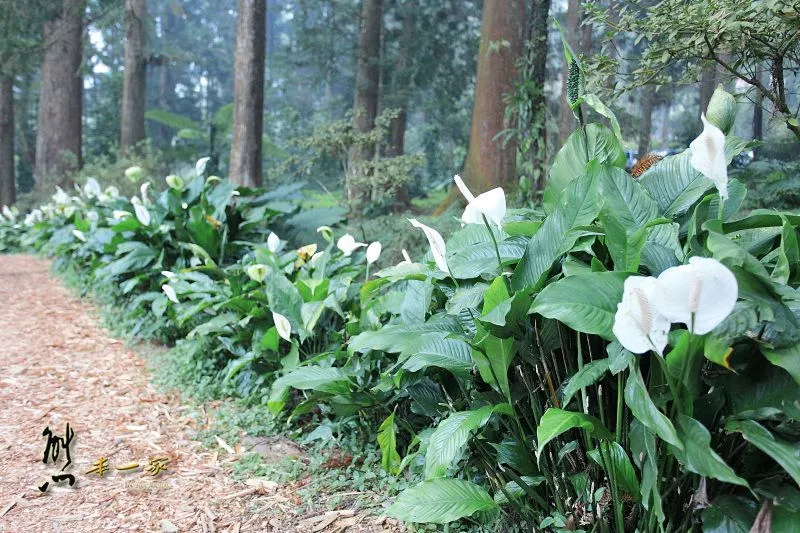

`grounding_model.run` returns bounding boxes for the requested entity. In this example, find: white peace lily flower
[453,174,506,229]
[267,232,281,253]
[86,210,99,222]
[366,241,382,265]
[83,178,102,198]
[105,186,119,199]
[165,174,185,190]
[181,202,188,209]
[316,225,334,243]
[408,218,450,274]
[133,202,151,226]
[113,210,132,220]
[2,205,15,221]
[140,182,151,204]
[337,234,367,256]
[246,264,269,283]
[196,156,211,176]
[689,114,728,200]
[125,166,145,182]
[613,276,670,355]
[52,187,71,206]
[72,230,87,243]
[272,312,292,341]
[161,270,176,279]
[161,284,179,304]
[654,257,738,335]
